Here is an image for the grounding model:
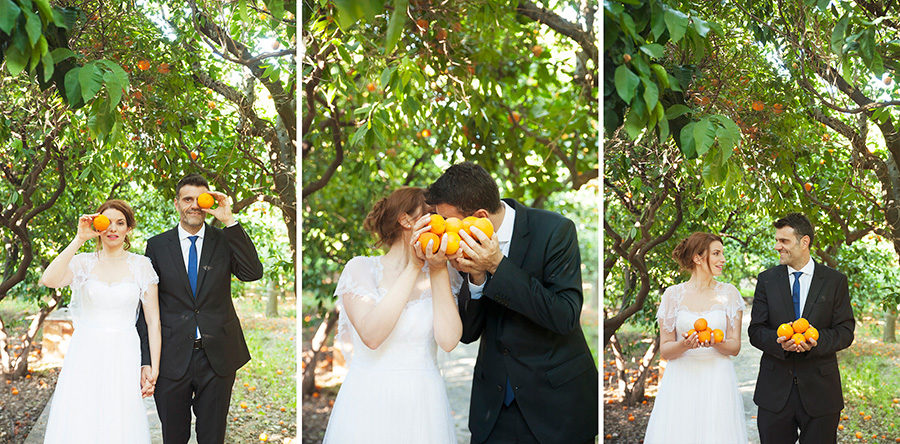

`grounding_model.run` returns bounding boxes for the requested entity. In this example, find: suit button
[503,348,510,355]
[496,385,502,392]
[194,309,200,314]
